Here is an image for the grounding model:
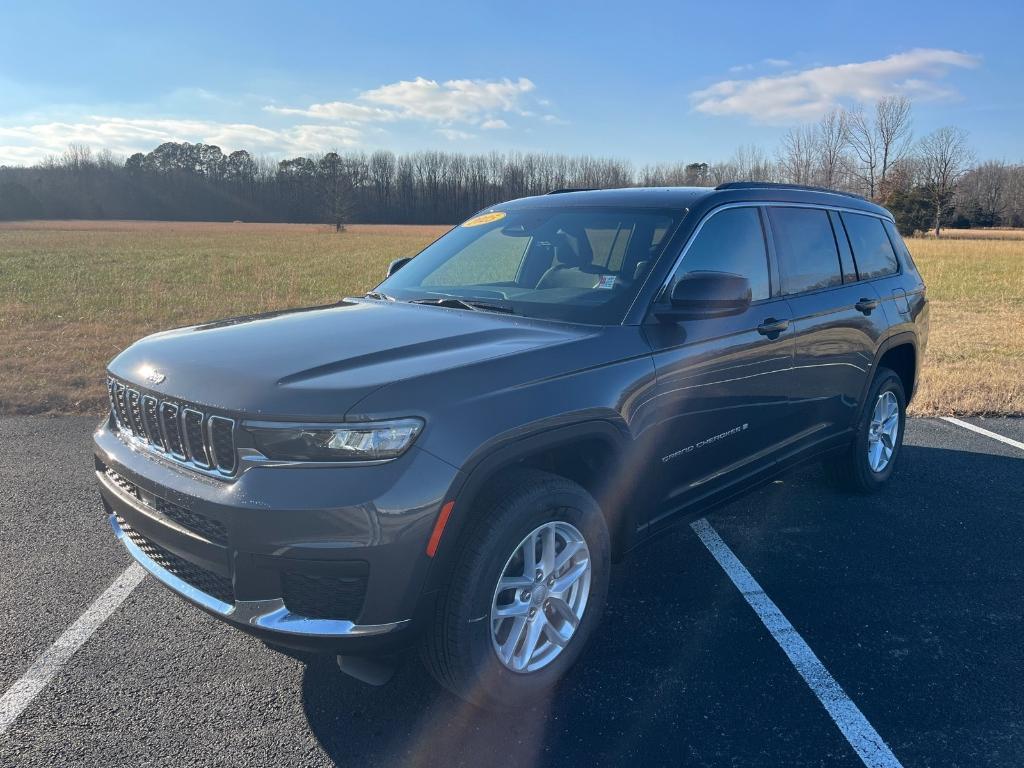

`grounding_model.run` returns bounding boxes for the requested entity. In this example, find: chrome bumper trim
[108,514,410,638]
